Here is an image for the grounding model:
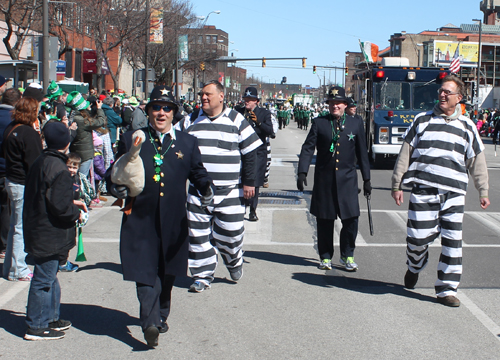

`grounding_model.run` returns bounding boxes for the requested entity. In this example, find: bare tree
[122,0,202,86]
[0,0,42,60]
